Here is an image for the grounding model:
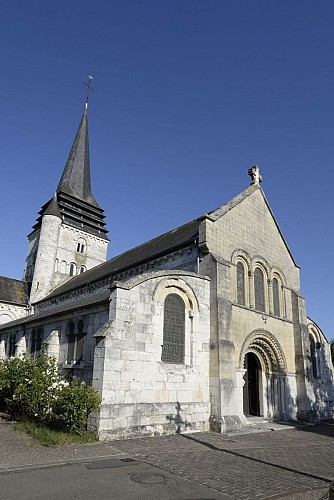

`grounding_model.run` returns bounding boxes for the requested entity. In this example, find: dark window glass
[31,328,43,358]
[237,262,246,305]
[76,320,84,362]
[309,334,318,378]
[67,320,85,364]
[254,268,265,312]
[161,294,185,364]
[67,321,75,362]
[273,278,280,316]
[6,334,16,357]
